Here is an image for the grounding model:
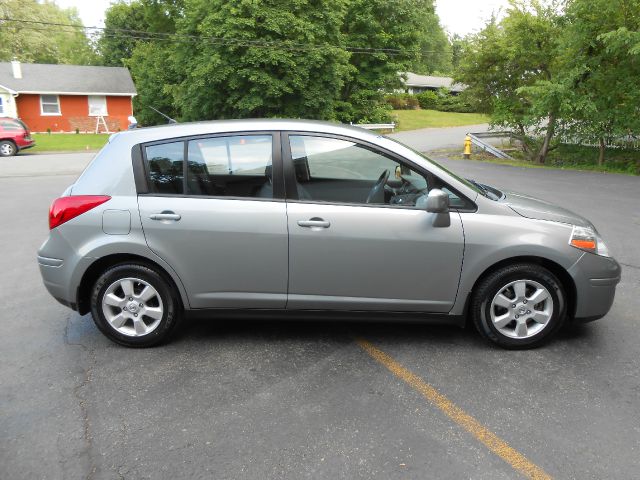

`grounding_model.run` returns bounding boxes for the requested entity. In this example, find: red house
[0,61,136,133]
